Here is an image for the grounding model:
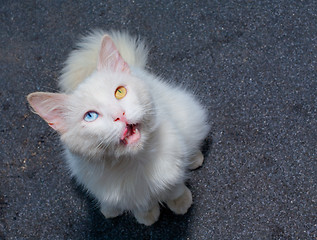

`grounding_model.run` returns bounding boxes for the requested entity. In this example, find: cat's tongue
[121,124,141,145]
